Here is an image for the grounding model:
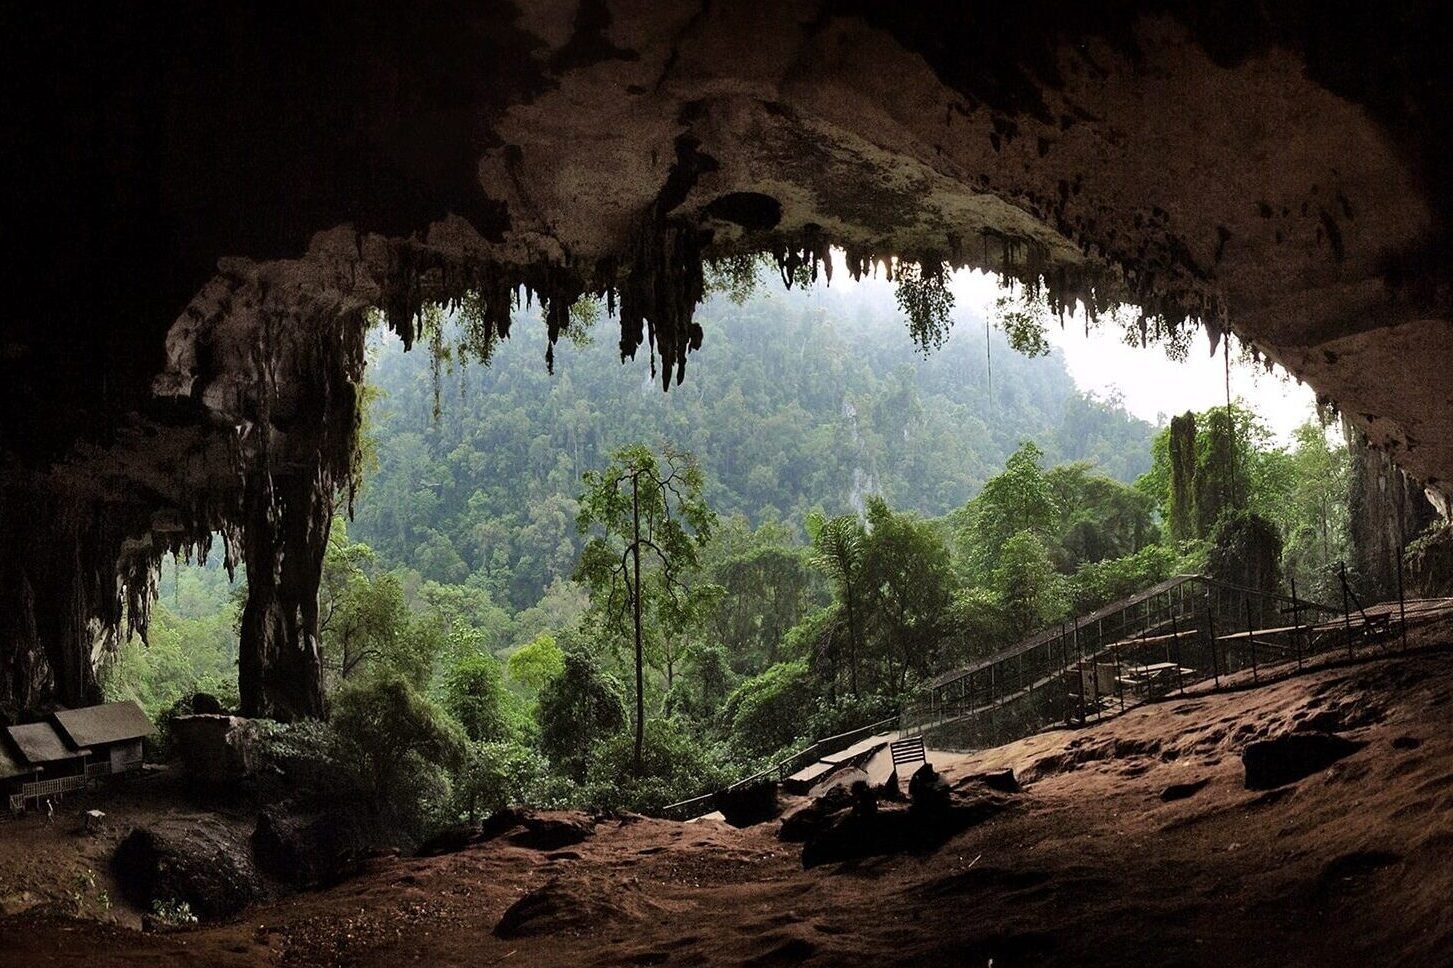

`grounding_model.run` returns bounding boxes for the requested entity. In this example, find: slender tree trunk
[843,587,861,697]
[631,474,645,777]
